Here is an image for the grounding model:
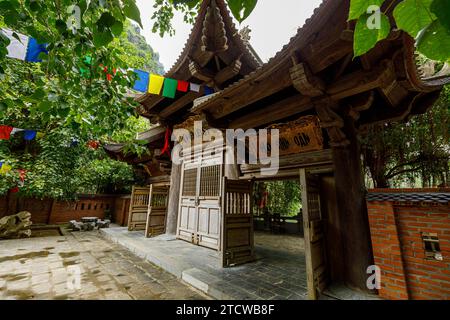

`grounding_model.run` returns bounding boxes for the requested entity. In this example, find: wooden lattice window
[151,193,168,208]
[182,168,197,196]
[422,233,443,261]
[200,165,221,197]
